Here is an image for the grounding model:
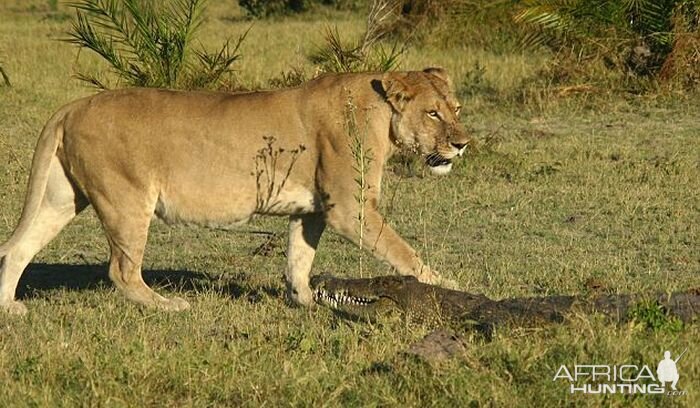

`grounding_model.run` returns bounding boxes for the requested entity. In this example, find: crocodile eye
[427,110,440,119]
